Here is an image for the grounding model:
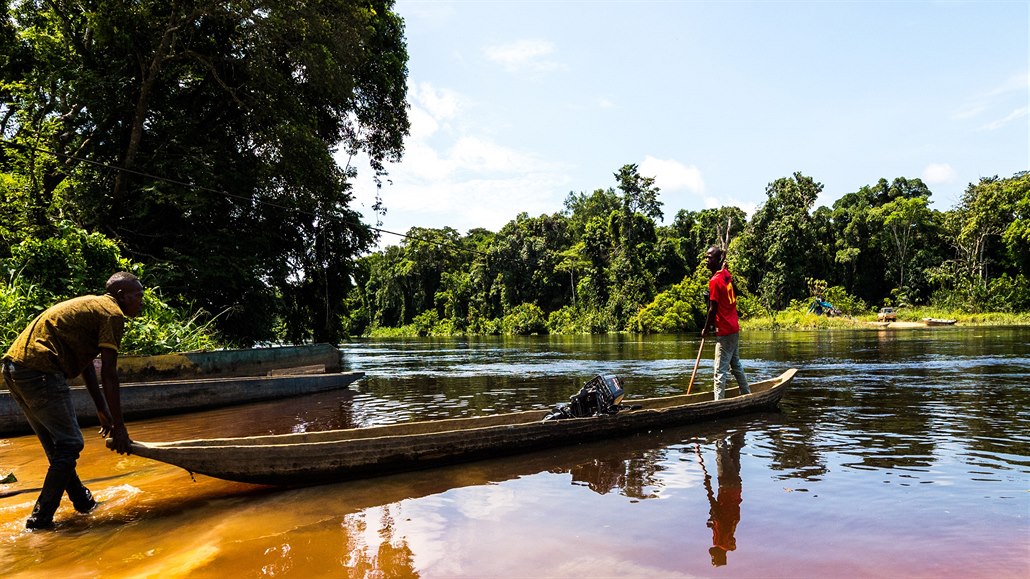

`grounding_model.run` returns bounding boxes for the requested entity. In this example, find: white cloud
[704,196,756,218]
[953,71,1028,123]
[411,82,461,122]
[369,170,571,238]
[985,71,1029,98]
[638,156,706,194]
[406,106,440,141]
[346,81,573,243]
[980,106,1028,131]
[922,163,957,185]
[449,136,538,173]
[396,140,452,181]
[950,103,985,121]
[484,39,563,72]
